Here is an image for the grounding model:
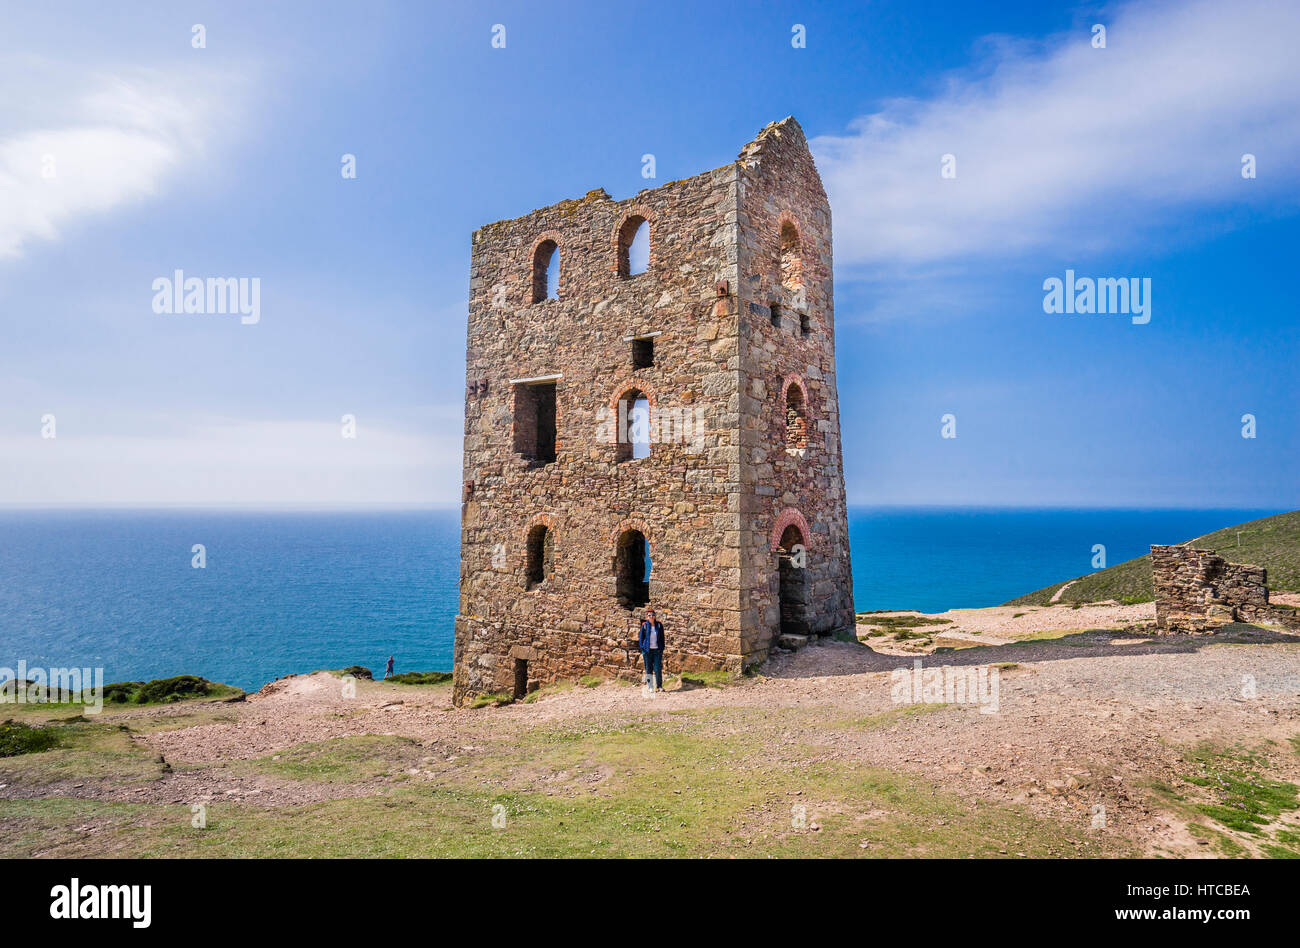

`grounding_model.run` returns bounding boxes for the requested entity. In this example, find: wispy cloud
[0,414,463,506]
[0,57,242,259]
[813,0,1300,270]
